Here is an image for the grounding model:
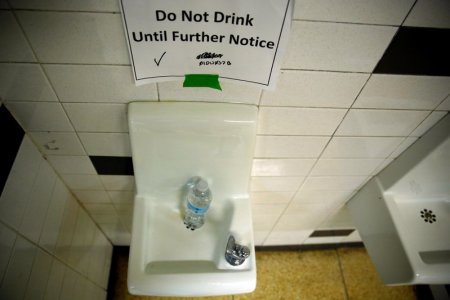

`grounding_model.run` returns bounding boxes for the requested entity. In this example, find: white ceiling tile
[252,159,316,176]
[16,11,128,64]
[43,65,157,103]
[9,0,119,12]
[336,109,429,136]
[282,21,397,72]
[0,11,36,62]
[354,75,450,110]
[389,137,418,158]
[158,81,261,104]
[5,101,73,132]
[255,136,329,158]
[261,70,369,108]
[60,174,104,190]
[403,0,450,28]
[257,107,346,135]
[250,176,304,192]
[436,95,450,111]
[250,191,295,204]
[63,103,128,132]
[100,176,135,191]
[46,155,96,175]
[311,158,384,176]
[0,64,57,102]
[322,137,404,158]
[78,133,131,156]
[73,190,111,204]
[292,189,355,204]
[28,132,85,156]
[410,111,448,137]
[300,176,370,191]
[294,0,415,25]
